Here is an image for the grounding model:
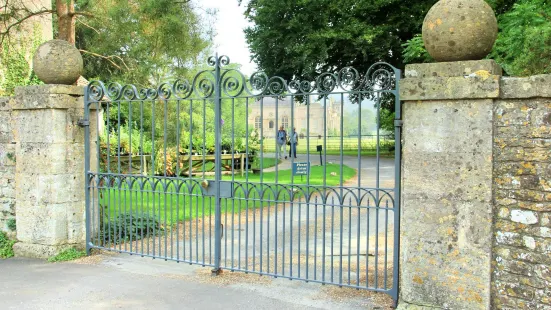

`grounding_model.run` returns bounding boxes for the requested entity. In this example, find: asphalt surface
[0,255,391,310]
